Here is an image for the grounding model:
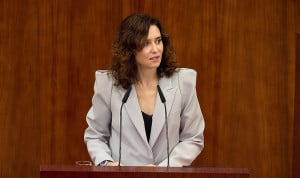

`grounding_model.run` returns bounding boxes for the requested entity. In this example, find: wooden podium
[40,165,249,178]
